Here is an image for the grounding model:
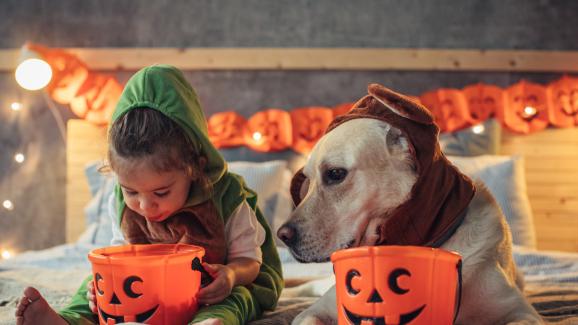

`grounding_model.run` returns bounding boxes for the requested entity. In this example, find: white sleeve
[107,192,128,246]
[225,200,266,264]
